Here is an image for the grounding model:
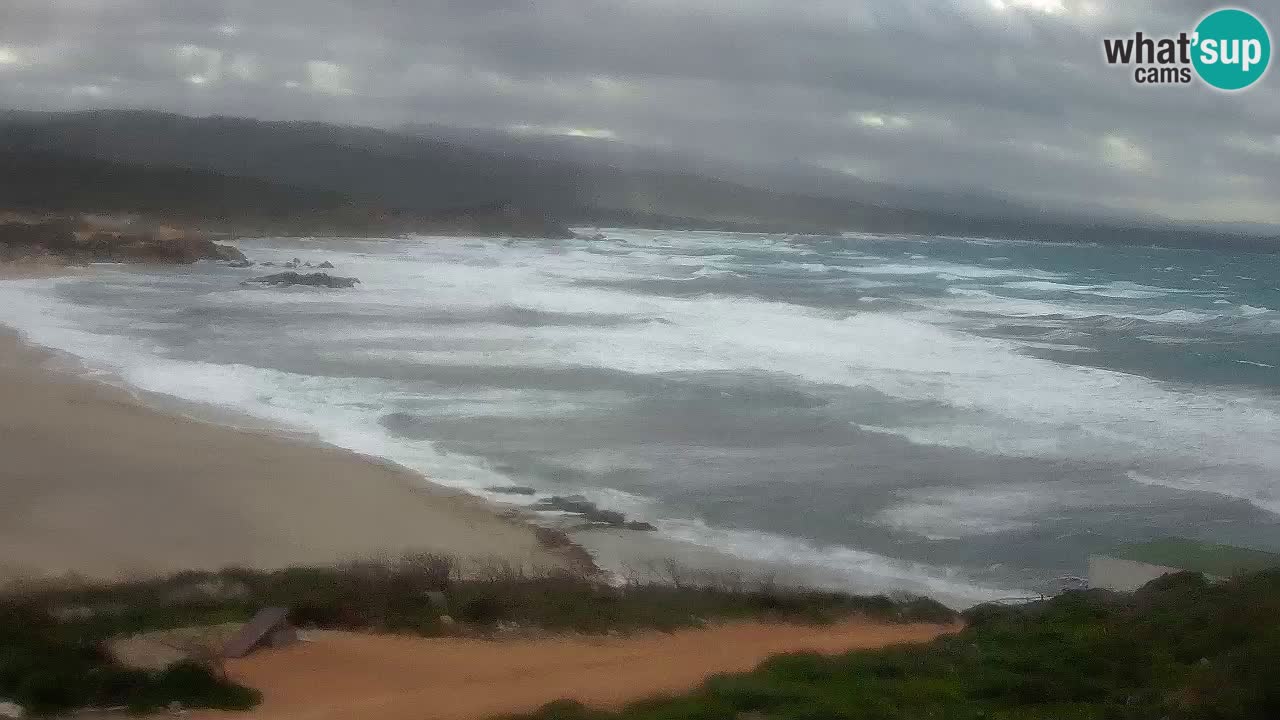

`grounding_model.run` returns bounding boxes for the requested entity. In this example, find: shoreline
[0,262,995,608]
[0,313,592,586]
